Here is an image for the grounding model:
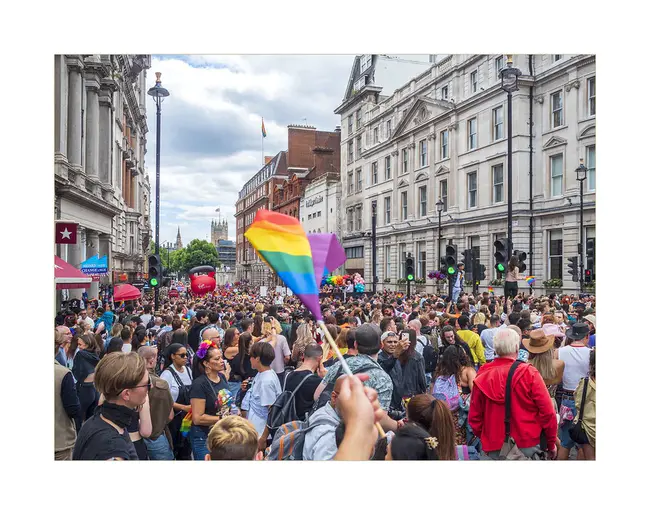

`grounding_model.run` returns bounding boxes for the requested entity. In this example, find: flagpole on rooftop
[261,117,265,166]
